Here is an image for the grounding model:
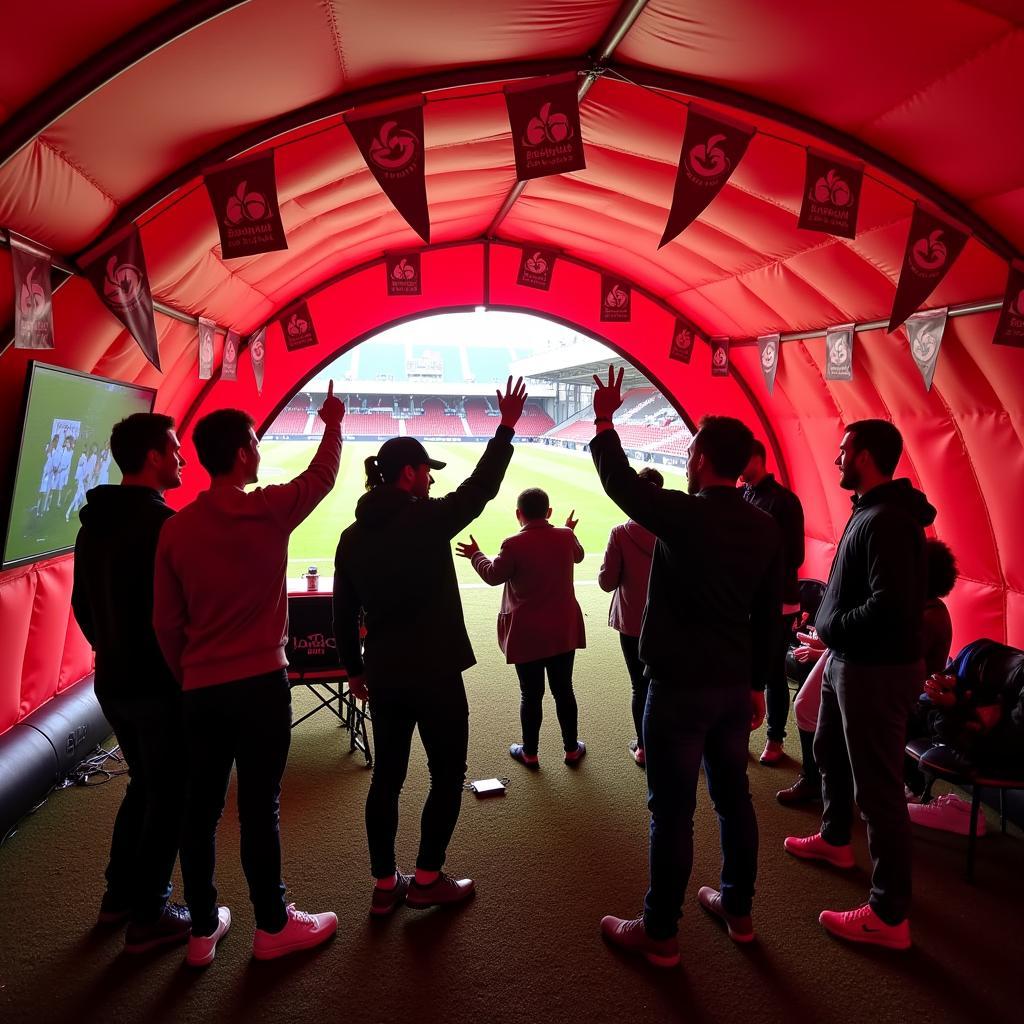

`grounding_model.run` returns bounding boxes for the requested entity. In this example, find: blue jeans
[642,680,758,940]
